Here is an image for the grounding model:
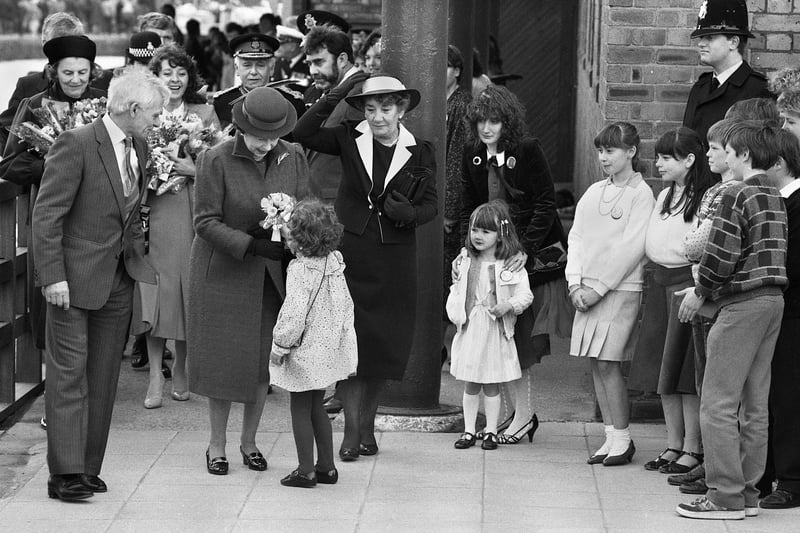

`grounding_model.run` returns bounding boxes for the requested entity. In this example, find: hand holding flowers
[259,193,296,242]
